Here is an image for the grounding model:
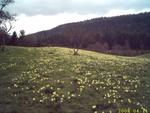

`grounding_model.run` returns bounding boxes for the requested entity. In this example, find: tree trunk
[0,37,5,52]
[73,48,79,55]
